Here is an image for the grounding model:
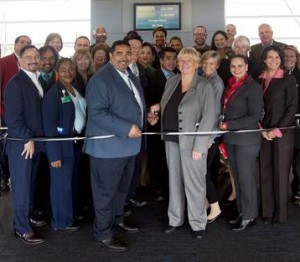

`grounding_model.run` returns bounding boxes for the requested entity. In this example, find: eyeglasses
[194,33,207,37]
[96,33,107,36]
